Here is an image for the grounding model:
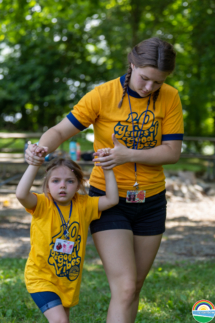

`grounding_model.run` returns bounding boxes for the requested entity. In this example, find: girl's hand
[25,143,48,166]
[95,148,111,158]
[93,134,129,169]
